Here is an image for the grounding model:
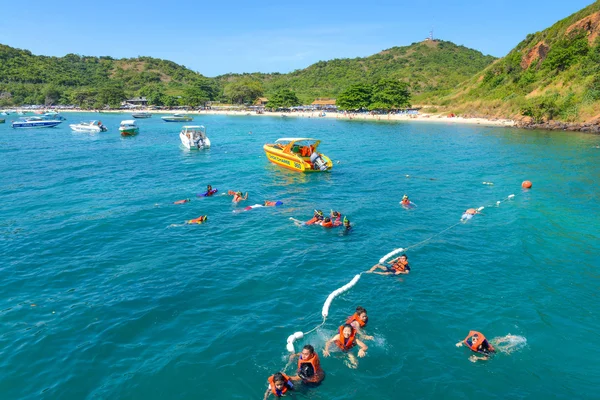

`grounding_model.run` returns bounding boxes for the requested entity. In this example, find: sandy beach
[51,108,515,127]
